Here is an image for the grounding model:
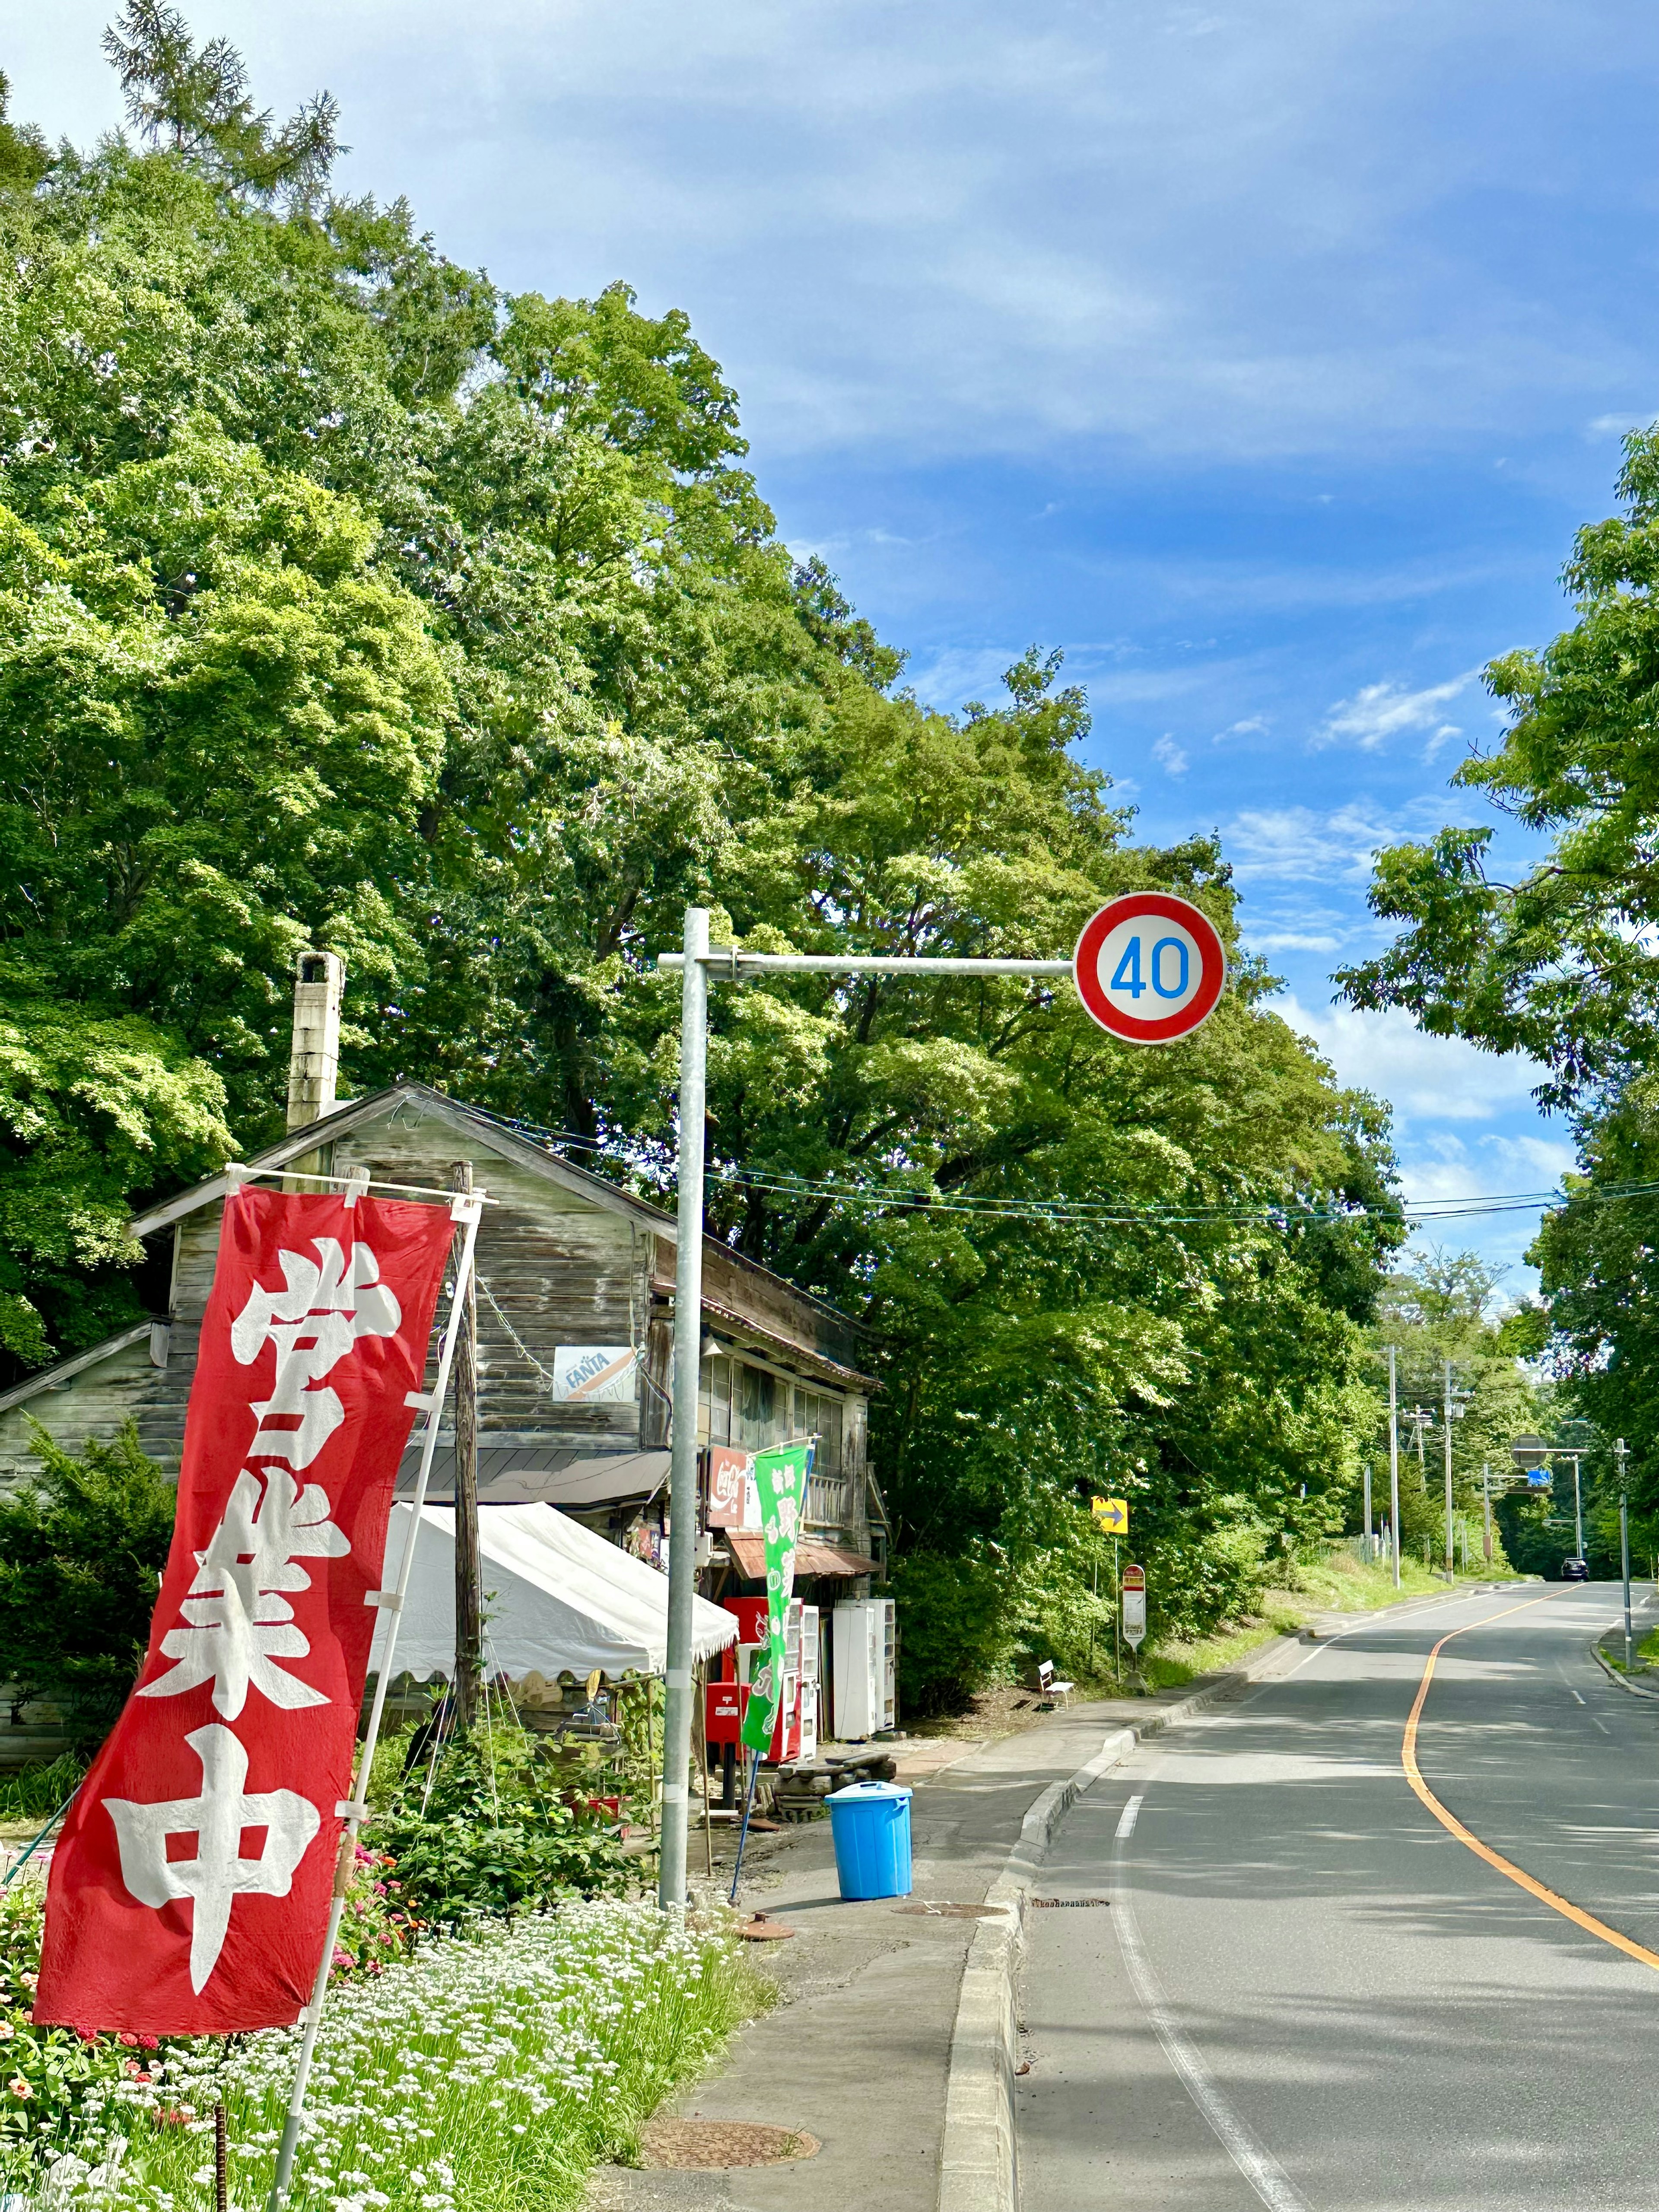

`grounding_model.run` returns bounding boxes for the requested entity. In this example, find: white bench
[1036,1659,1074,1708]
